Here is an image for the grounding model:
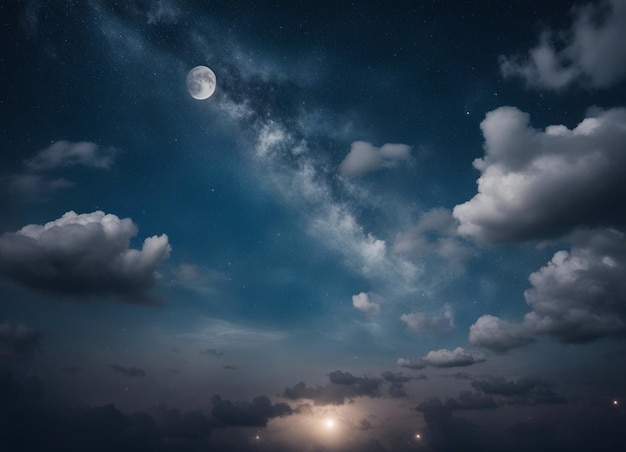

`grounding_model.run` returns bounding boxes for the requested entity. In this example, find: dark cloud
[199,348,224,357]
[444,391,498,411]
[210,395,291,428]
[380,371,425,398]
[470,228,626,351]
[499,0,626,89]
[416,397,491,452]
[283,370,383,405]
[454,107,626,242]
[472,376,567,405]
[0,370,297,452]
[110,365,147,378]
[0,211,171,302]
[0,323,41,362]
[449,372,474,380]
